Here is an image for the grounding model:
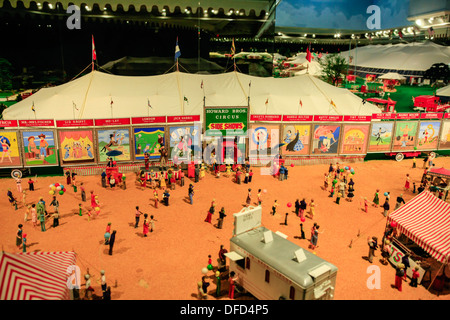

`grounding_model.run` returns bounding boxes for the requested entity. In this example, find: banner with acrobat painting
[392,121,418,151]
[96,128,132,163]
[367,122,394,153]
[311,124,341,155]
[0,131,22,168]
[58,129,96,165]
[21,130,58,166]
[340,124,370,155]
